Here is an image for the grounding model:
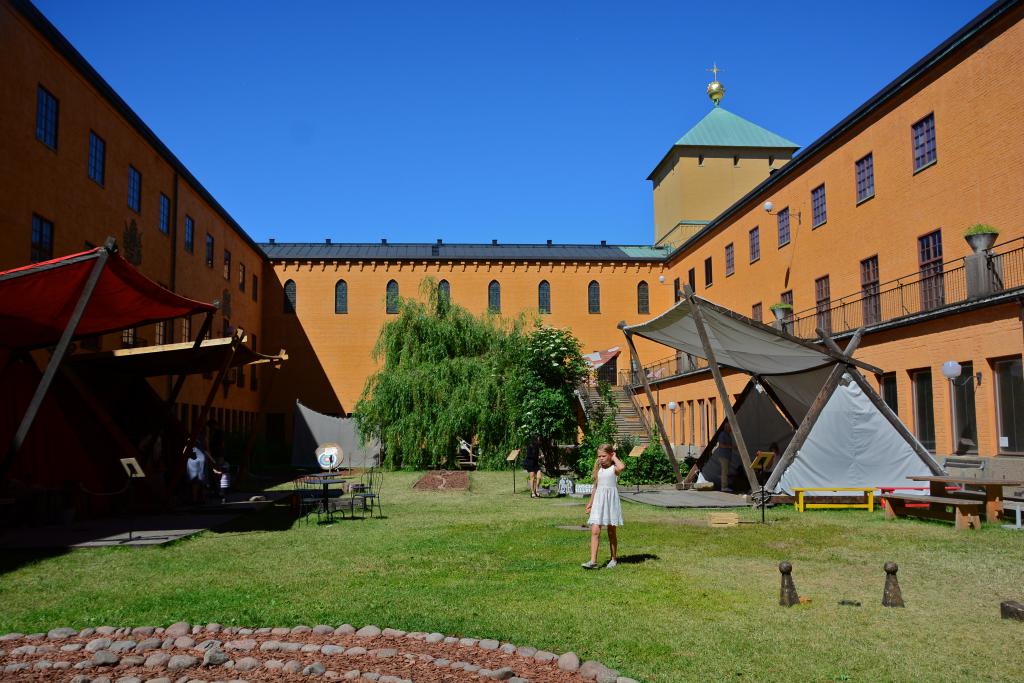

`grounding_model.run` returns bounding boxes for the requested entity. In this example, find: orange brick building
[0,0,265,441]
[3,0,1023,464]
